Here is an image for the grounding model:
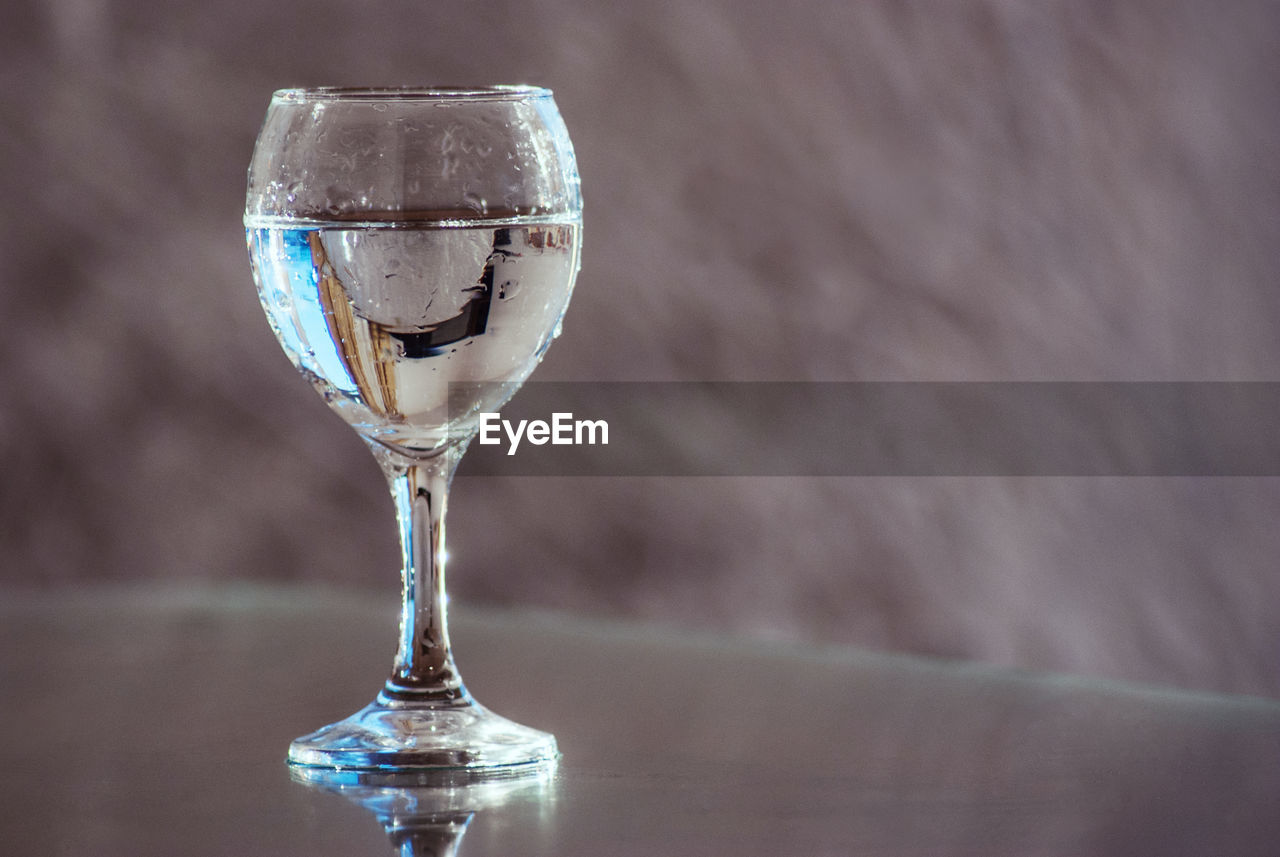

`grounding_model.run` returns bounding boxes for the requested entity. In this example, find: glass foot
[287,695,559,773]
